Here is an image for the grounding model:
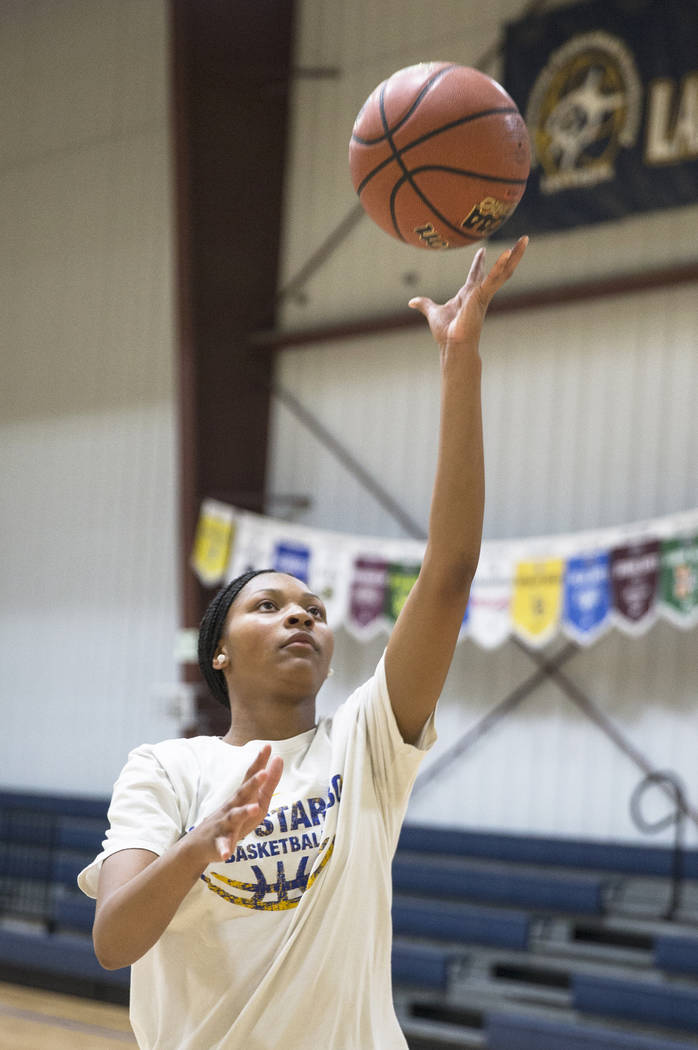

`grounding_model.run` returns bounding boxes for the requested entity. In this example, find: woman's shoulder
[124,735,224,774]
